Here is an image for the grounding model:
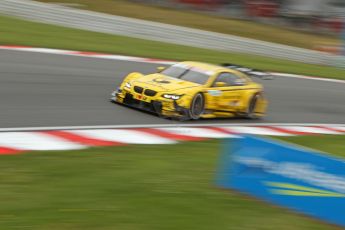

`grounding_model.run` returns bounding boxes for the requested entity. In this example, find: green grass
[37,0,339,49]
[0,15,344,79]
[275,135,345,158]
[0,136,344,229]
